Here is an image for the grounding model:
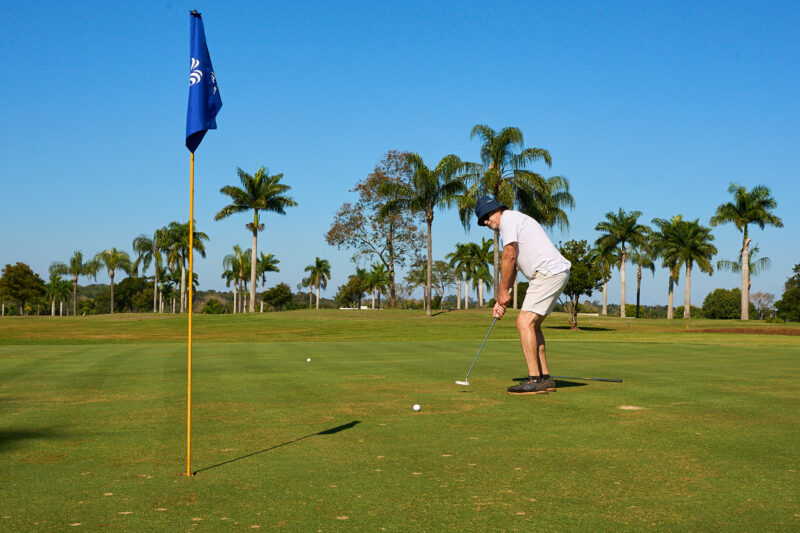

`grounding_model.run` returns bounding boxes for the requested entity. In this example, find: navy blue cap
[474,195,507,226]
